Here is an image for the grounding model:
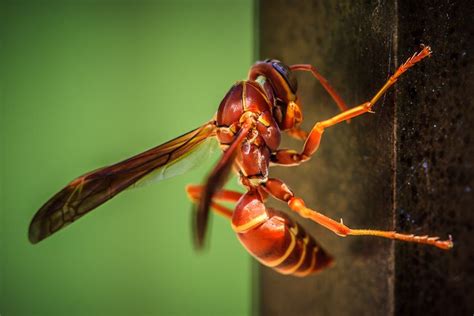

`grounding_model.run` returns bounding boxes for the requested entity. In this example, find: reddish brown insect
[29,45,453,277]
